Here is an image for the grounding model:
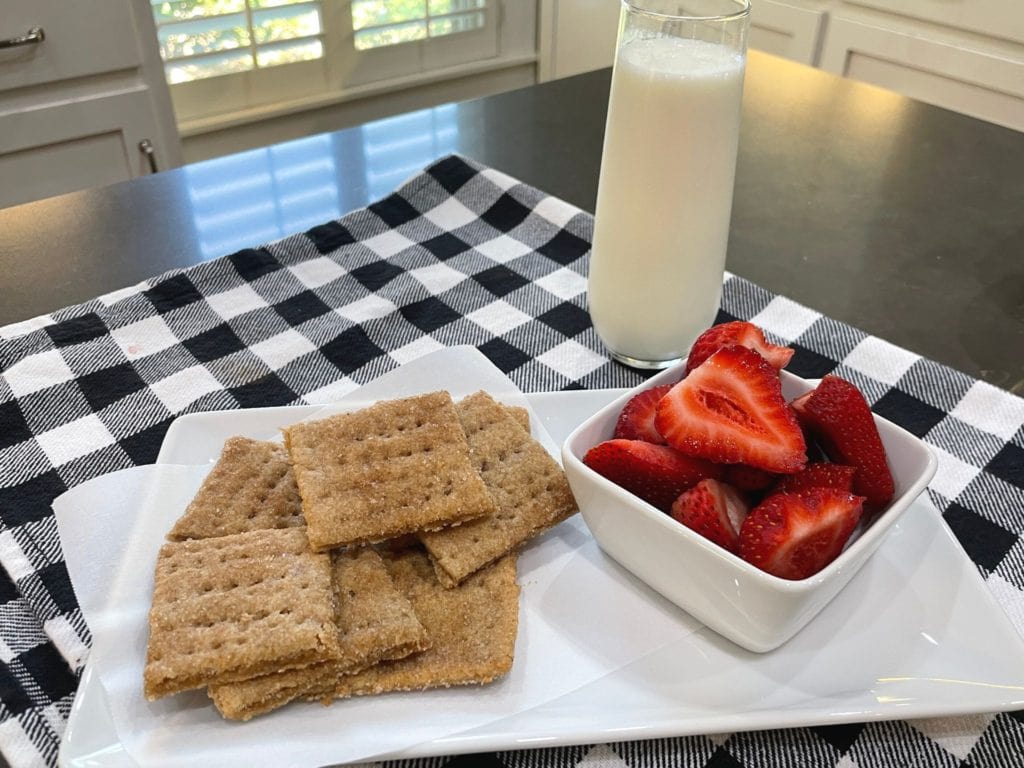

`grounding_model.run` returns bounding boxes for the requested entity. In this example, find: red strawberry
[583,439,722,512]
[613,385,672,444]
[655,346,807,474]
[774,462,857,494]
[670,478,751,551]
[738,488,865,580]
[791,376,895,512]
[685,321,794,375]
[723,464,778,492]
